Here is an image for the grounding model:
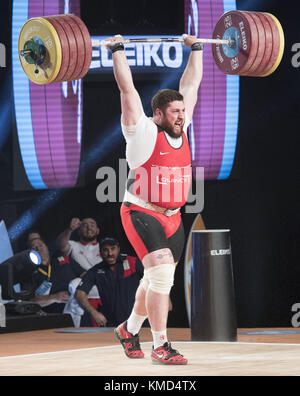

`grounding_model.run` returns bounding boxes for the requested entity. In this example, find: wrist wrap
[191,42,203,51]
[110,42,125,53]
